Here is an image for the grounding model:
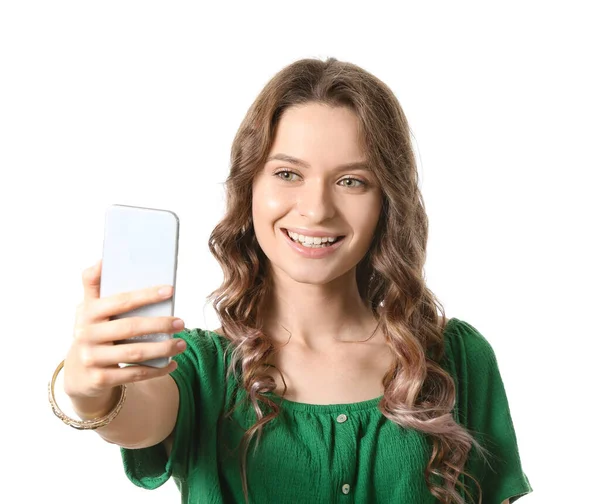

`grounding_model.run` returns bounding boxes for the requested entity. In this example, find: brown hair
[208,56,487,503]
